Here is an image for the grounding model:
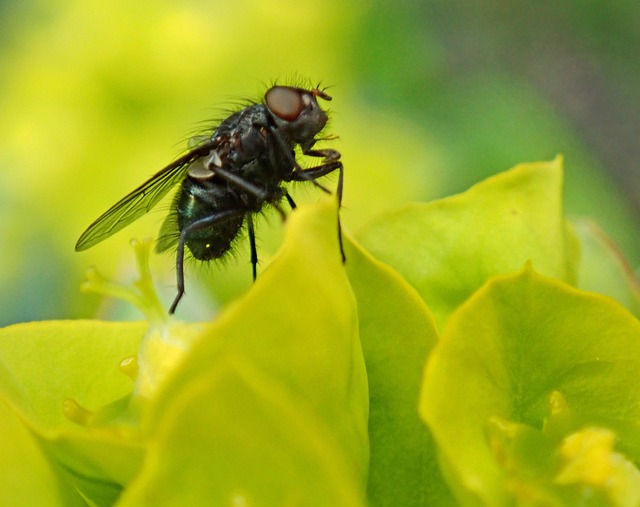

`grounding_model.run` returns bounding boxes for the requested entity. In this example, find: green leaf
[420,266,640,506]
[0,321,147,504]
[0,321,145,426]
[0,400,86,506]
[344,236,455,505]
[128,198,368,505]
[357,157,578,329]
[120,359,365,506]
